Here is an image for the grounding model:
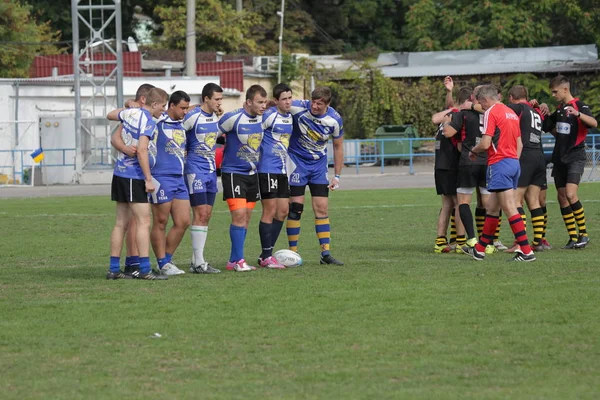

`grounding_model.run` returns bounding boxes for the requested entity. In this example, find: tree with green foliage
[155,0,261,53]
[243,0,315,54]
[317,65,446,139]
[403,0,600,51]
[0,1,61,78]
